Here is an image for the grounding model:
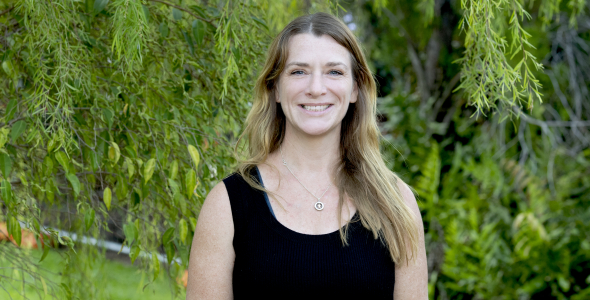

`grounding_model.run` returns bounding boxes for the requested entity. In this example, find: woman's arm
[394,182,428,300]
[186,182,235,300]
